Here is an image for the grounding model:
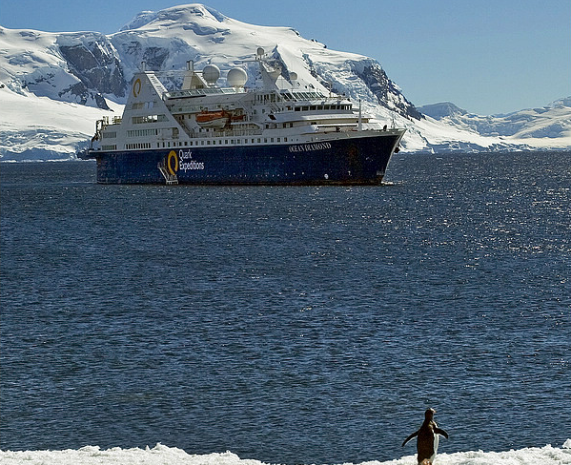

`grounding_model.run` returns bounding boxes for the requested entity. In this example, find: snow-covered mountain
[1,3,569,161]
[419,98,571,148]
